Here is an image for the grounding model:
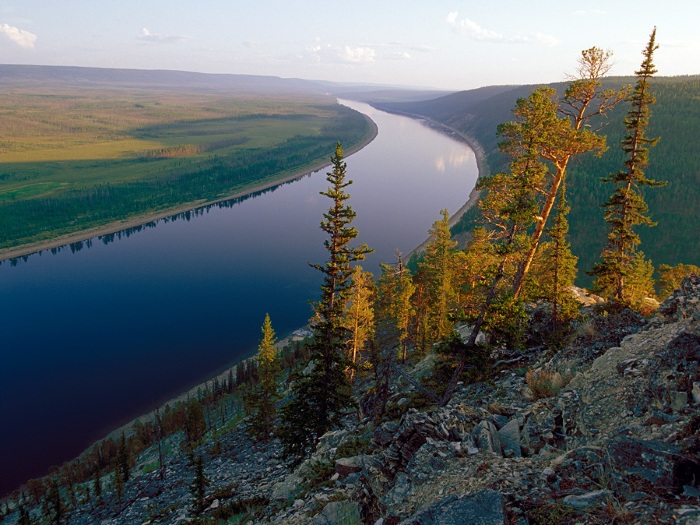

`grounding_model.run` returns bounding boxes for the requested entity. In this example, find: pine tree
[417,209,459,344]
[190,454,209,515]
[591,28,665,305]
[117,432,130,483]
[510,48,626,297]
[249,313,280,440]
[526,182,579,332]
[342,266,376,378]
[278,142,371,460]
[377,253,415,361]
